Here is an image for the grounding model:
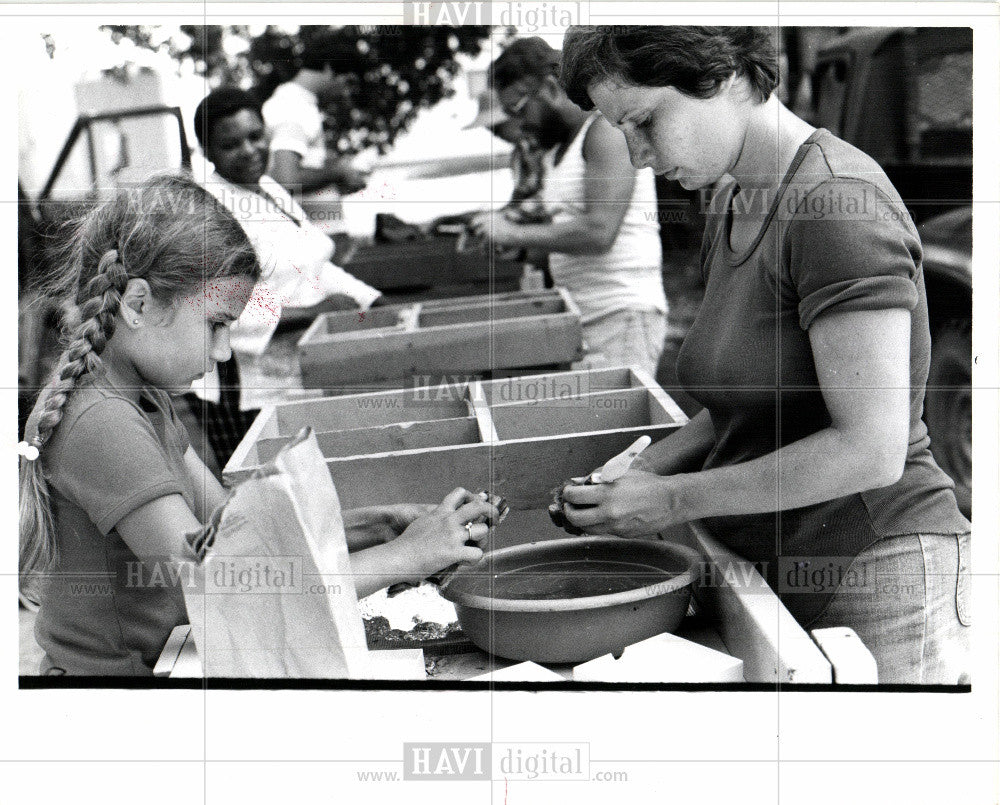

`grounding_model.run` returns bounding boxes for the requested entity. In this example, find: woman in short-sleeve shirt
[554,26,970,684]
